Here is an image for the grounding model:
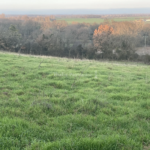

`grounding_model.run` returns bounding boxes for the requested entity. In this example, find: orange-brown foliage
[93,24,114,37]
[112,21,144,36]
